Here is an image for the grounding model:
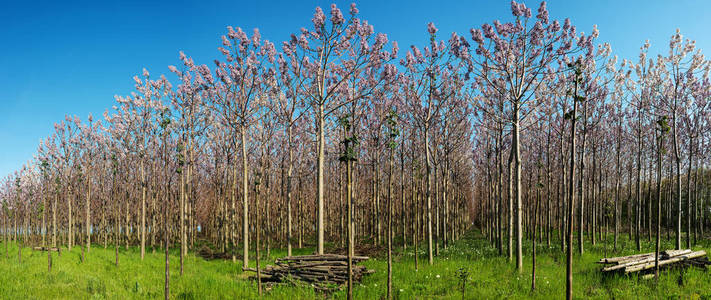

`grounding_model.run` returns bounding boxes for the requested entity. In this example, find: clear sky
[1,0,709,178]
